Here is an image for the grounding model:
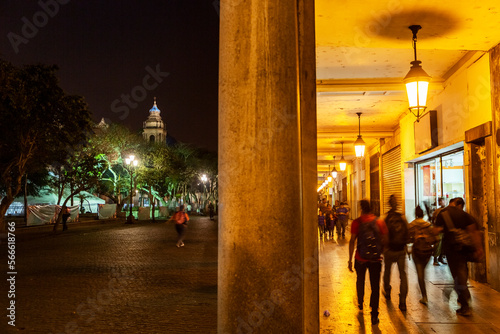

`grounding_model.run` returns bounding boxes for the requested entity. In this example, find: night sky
[0,0,220,151]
